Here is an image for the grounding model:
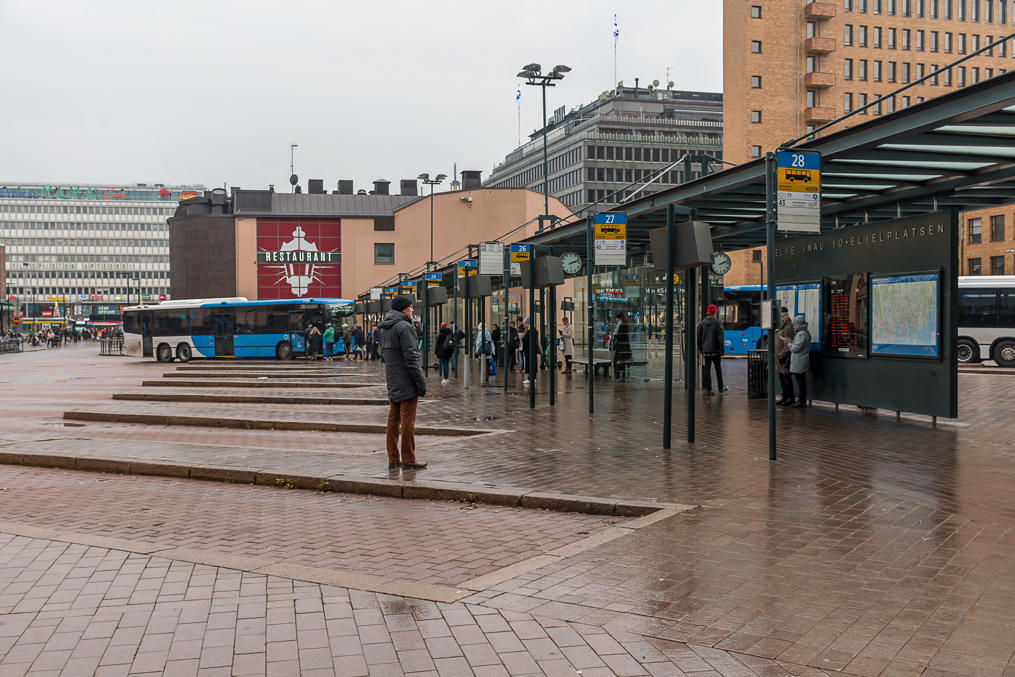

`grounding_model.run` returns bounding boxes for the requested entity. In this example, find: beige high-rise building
[723,0,1015,283]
